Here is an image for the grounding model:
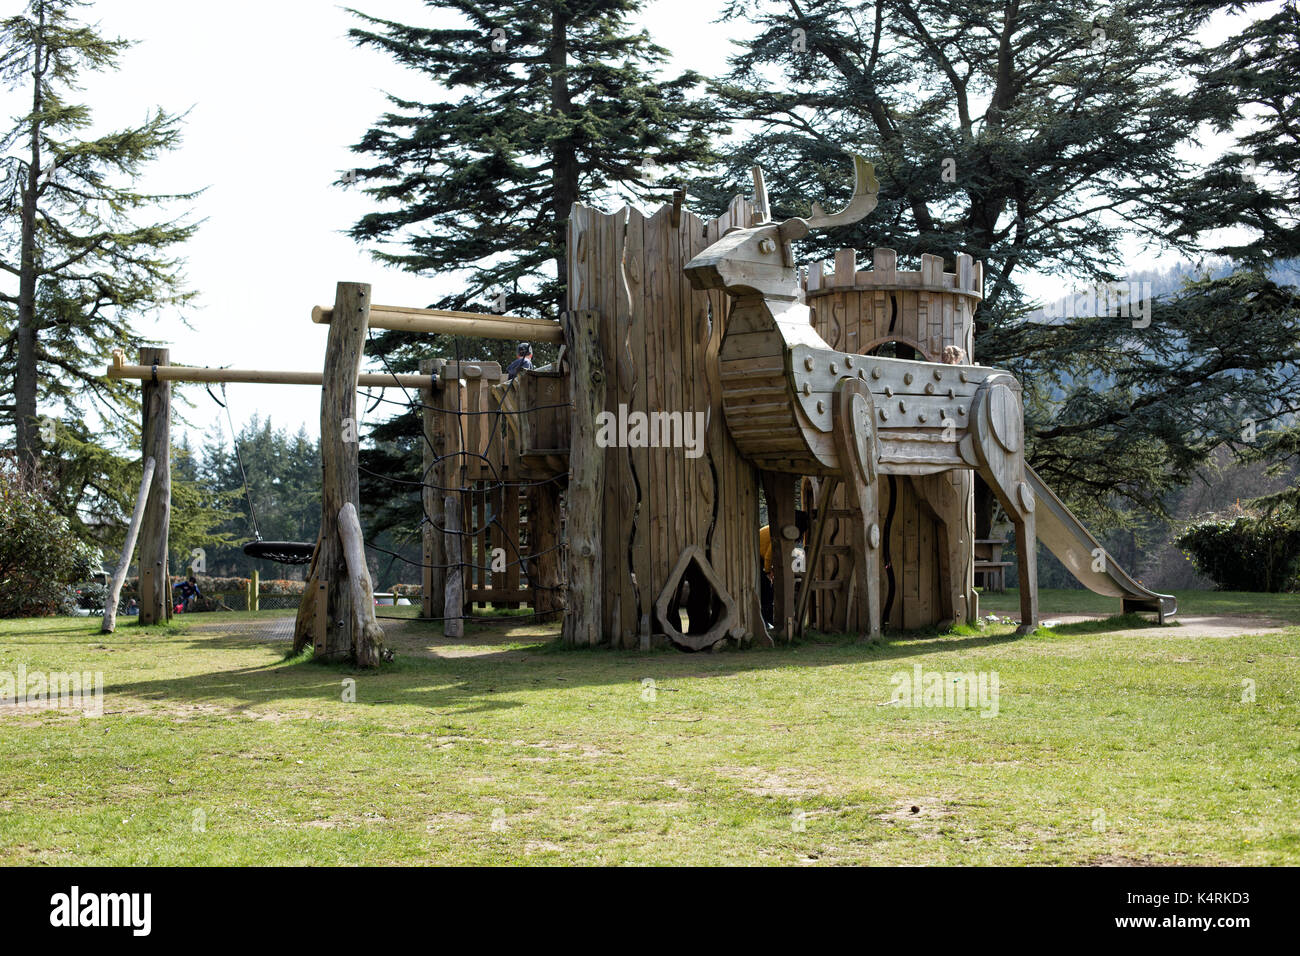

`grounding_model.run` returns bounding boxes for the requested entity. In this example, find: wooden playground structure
[101,153,1175,664]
